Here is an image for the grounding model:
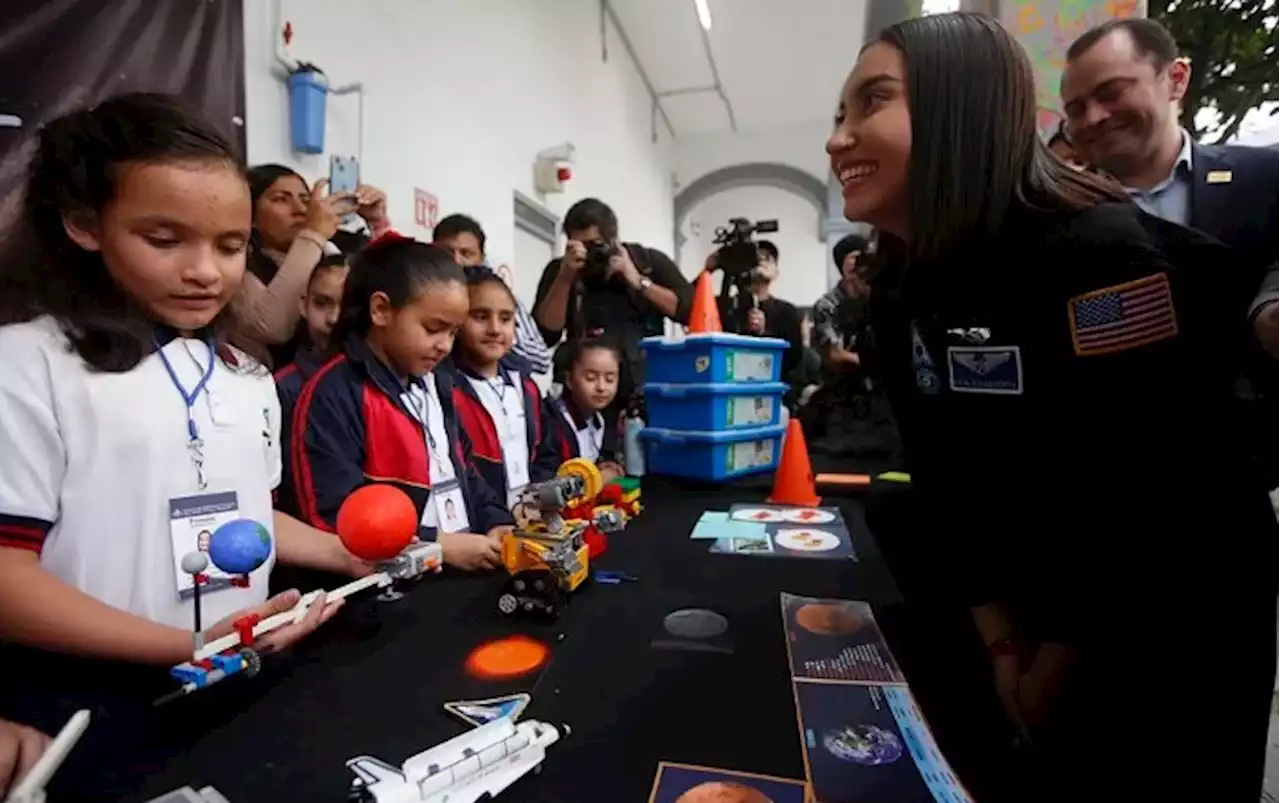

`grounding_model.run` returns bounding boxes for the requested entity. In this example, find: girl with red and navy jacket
[289,237,512,572]
[539,339,626,484]
[274,255,349,516]
[447,272,558,510]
